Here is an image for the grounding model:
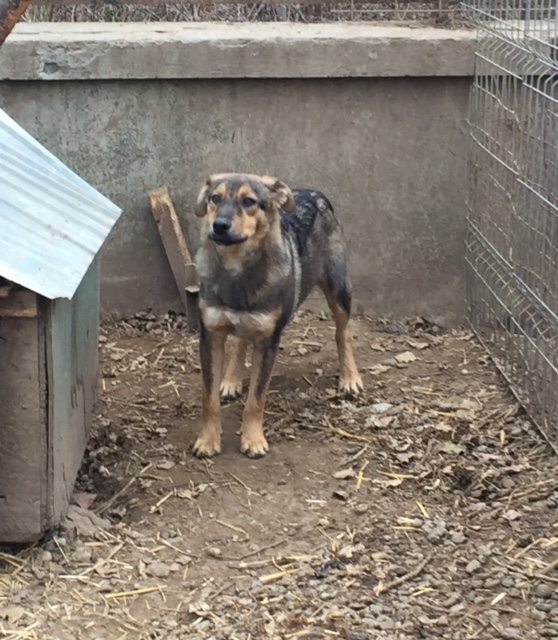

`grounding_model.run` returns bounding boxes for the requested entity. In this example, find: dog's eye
[242,197,257,208]
[210,194,222,205]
